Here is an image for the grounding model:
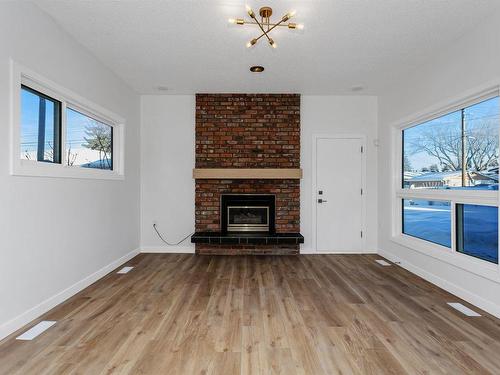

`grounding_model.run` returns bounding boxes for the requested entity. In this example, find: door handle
[318,199,328,203]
